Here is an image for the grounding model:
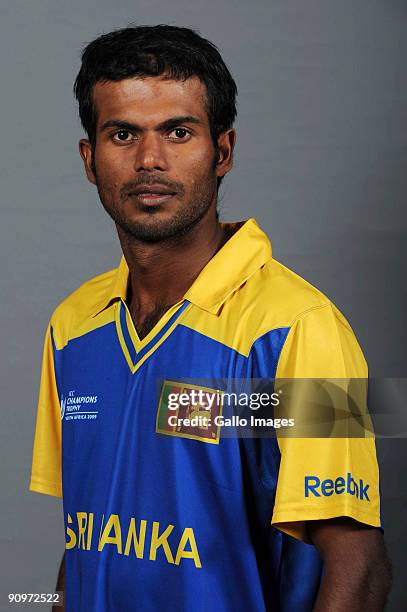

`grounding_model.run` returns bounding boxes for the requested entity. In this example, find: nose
[134,132,168,172]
